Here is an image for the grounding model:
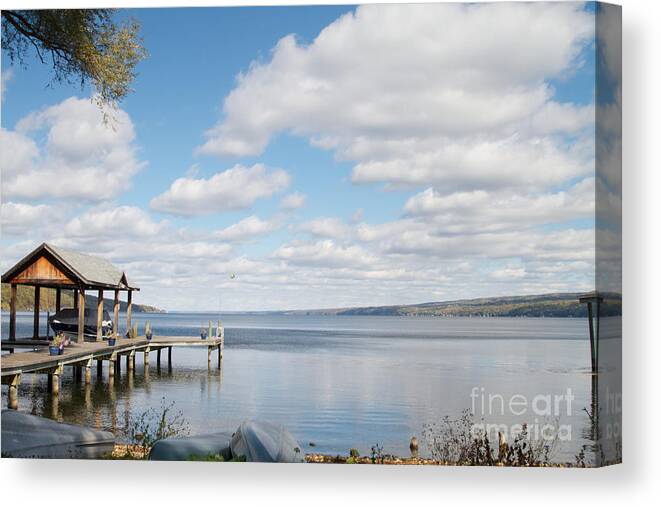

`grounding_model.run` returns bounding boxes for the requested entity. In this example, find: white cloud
[198,3,594,193]
[1,202,60,236]
[272,239,377,268]
[403,178,595,232]
[214,215,280,241]
[1,96,145,201]
[299,217,352,239]
[63,206,168,239]
[279,192,307,210]
[150,163,290,217]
